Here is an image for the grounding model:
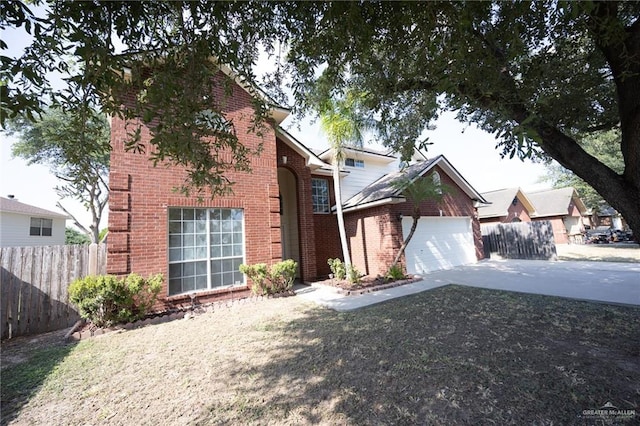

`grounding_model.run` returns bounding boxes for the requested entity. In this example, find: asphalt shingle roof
[0,197,68,218]
[527,187,585,217]
[477,188,522,219]
[342,157,440,210]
